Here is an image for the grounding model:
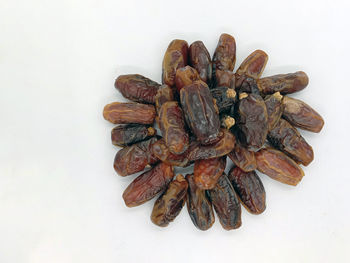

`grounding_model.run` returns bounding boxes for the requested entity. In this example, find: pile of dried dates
[103,34,324,230]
